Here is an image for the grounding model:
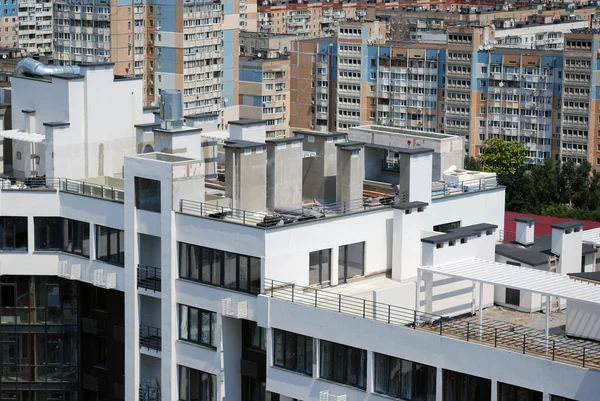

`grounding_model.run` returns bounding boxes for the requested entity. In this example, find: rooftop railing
[431,176,498,199]
[264,278,600,370]
[180,196,397,228]
[1,177,124,202]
